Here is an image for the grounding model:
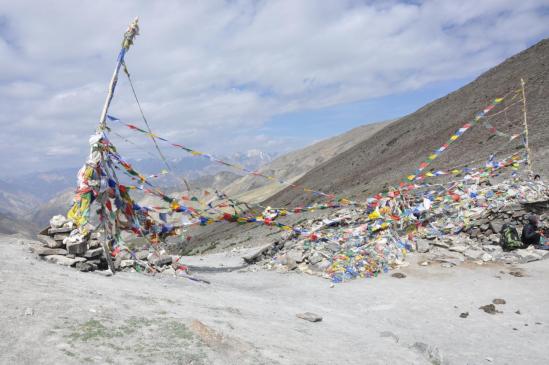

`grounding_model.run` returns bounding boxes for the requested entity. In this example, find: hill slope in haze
[268,39,549,207]
[222,121,392,203]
